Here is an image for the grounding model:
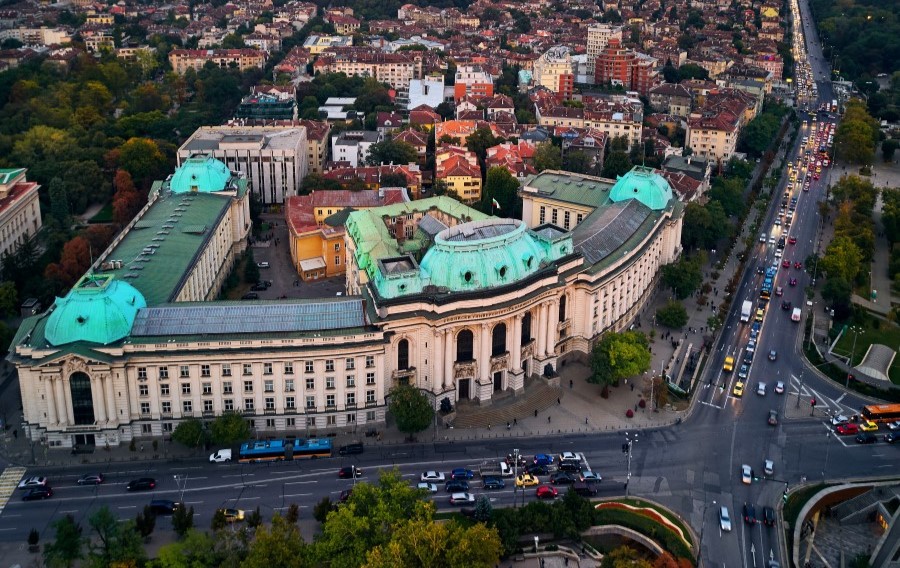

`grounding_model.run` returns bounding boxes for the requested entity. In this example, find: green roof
[608,166,673,210]
[522,170,615,208]
[0,168,25,184]
[44,274,147,346]
[170,155,234,194]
